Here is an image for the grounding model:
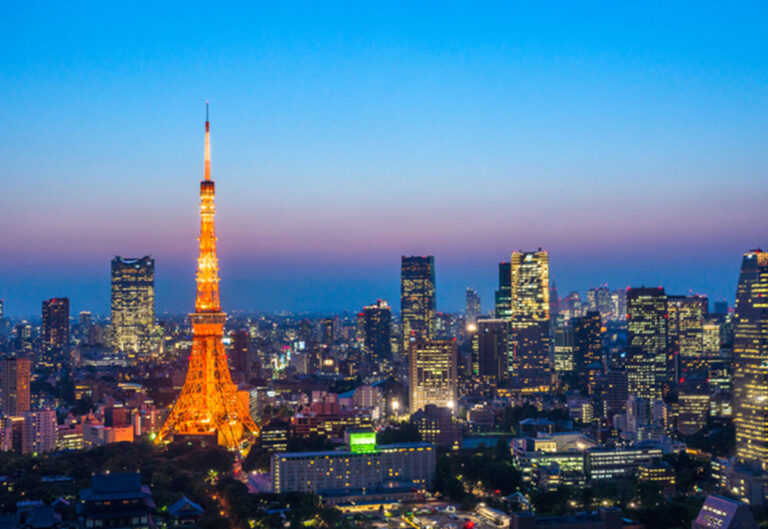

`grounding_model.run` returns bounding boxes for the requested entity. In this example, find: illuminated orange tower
[157,104,259,451]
